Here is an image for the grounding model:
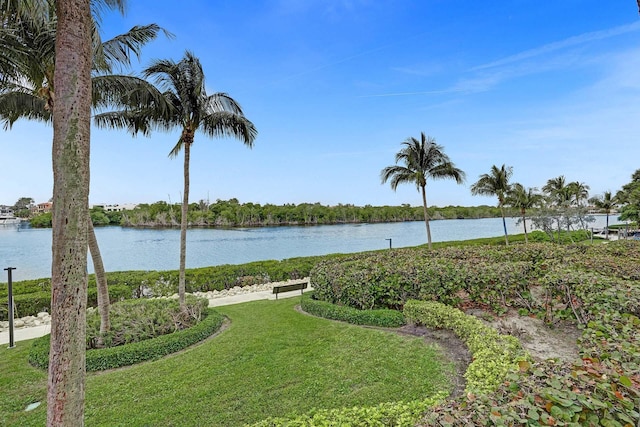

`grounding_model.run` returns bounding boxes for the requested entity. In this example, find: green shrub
[309,245,550,312]
[422,242,640,425]
[301,293,405,327]
[403,299,527,394]
[85,296,209,348]
[0,285,132,321]
[29,308,225,371]
[251,393,447,427]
